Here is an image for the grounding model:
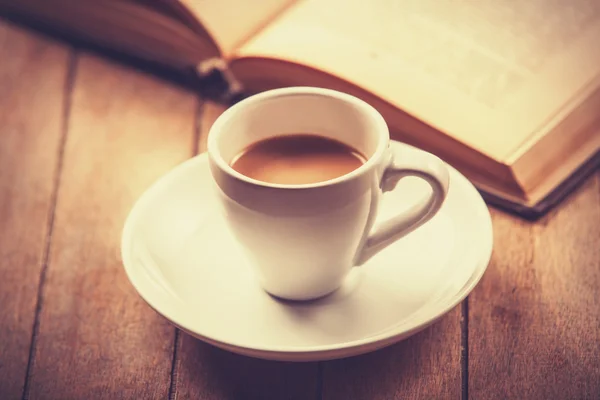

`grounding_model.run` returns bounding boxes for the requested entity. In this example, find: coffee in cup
[230,133,366,185]
[207,87,449,301]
